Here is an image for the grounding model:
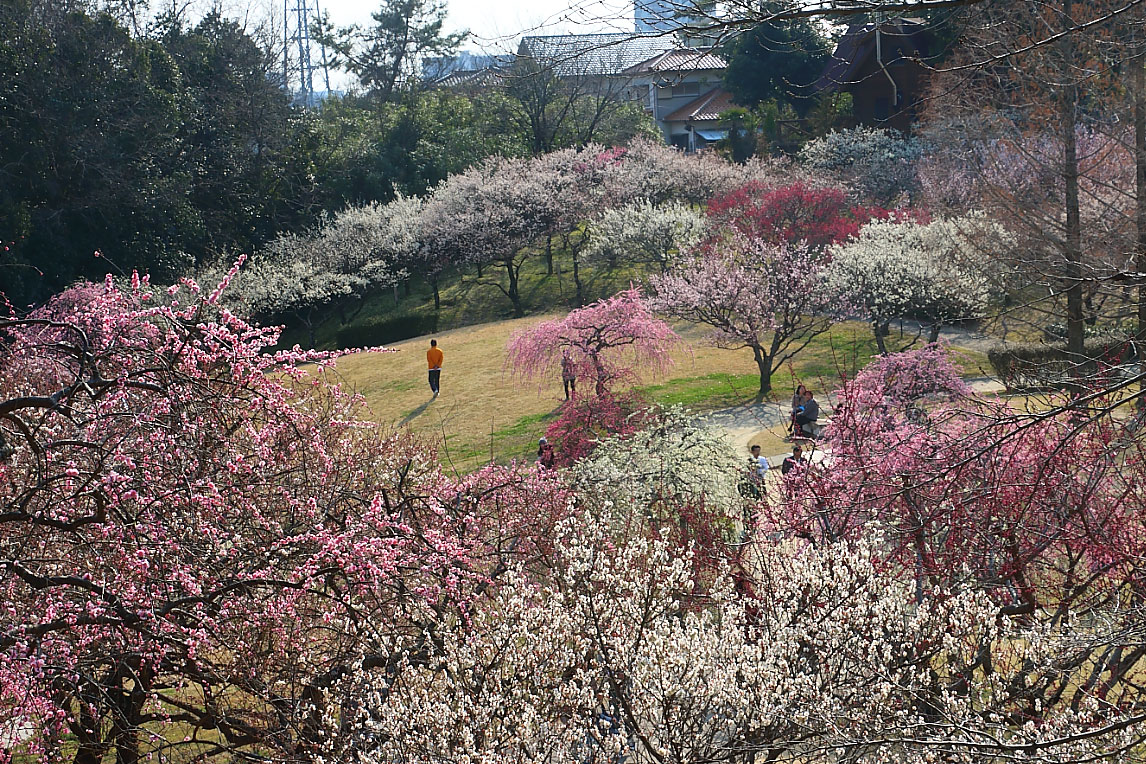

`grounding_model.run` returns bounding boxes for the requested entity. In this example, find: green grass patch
[640,373,763,410]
